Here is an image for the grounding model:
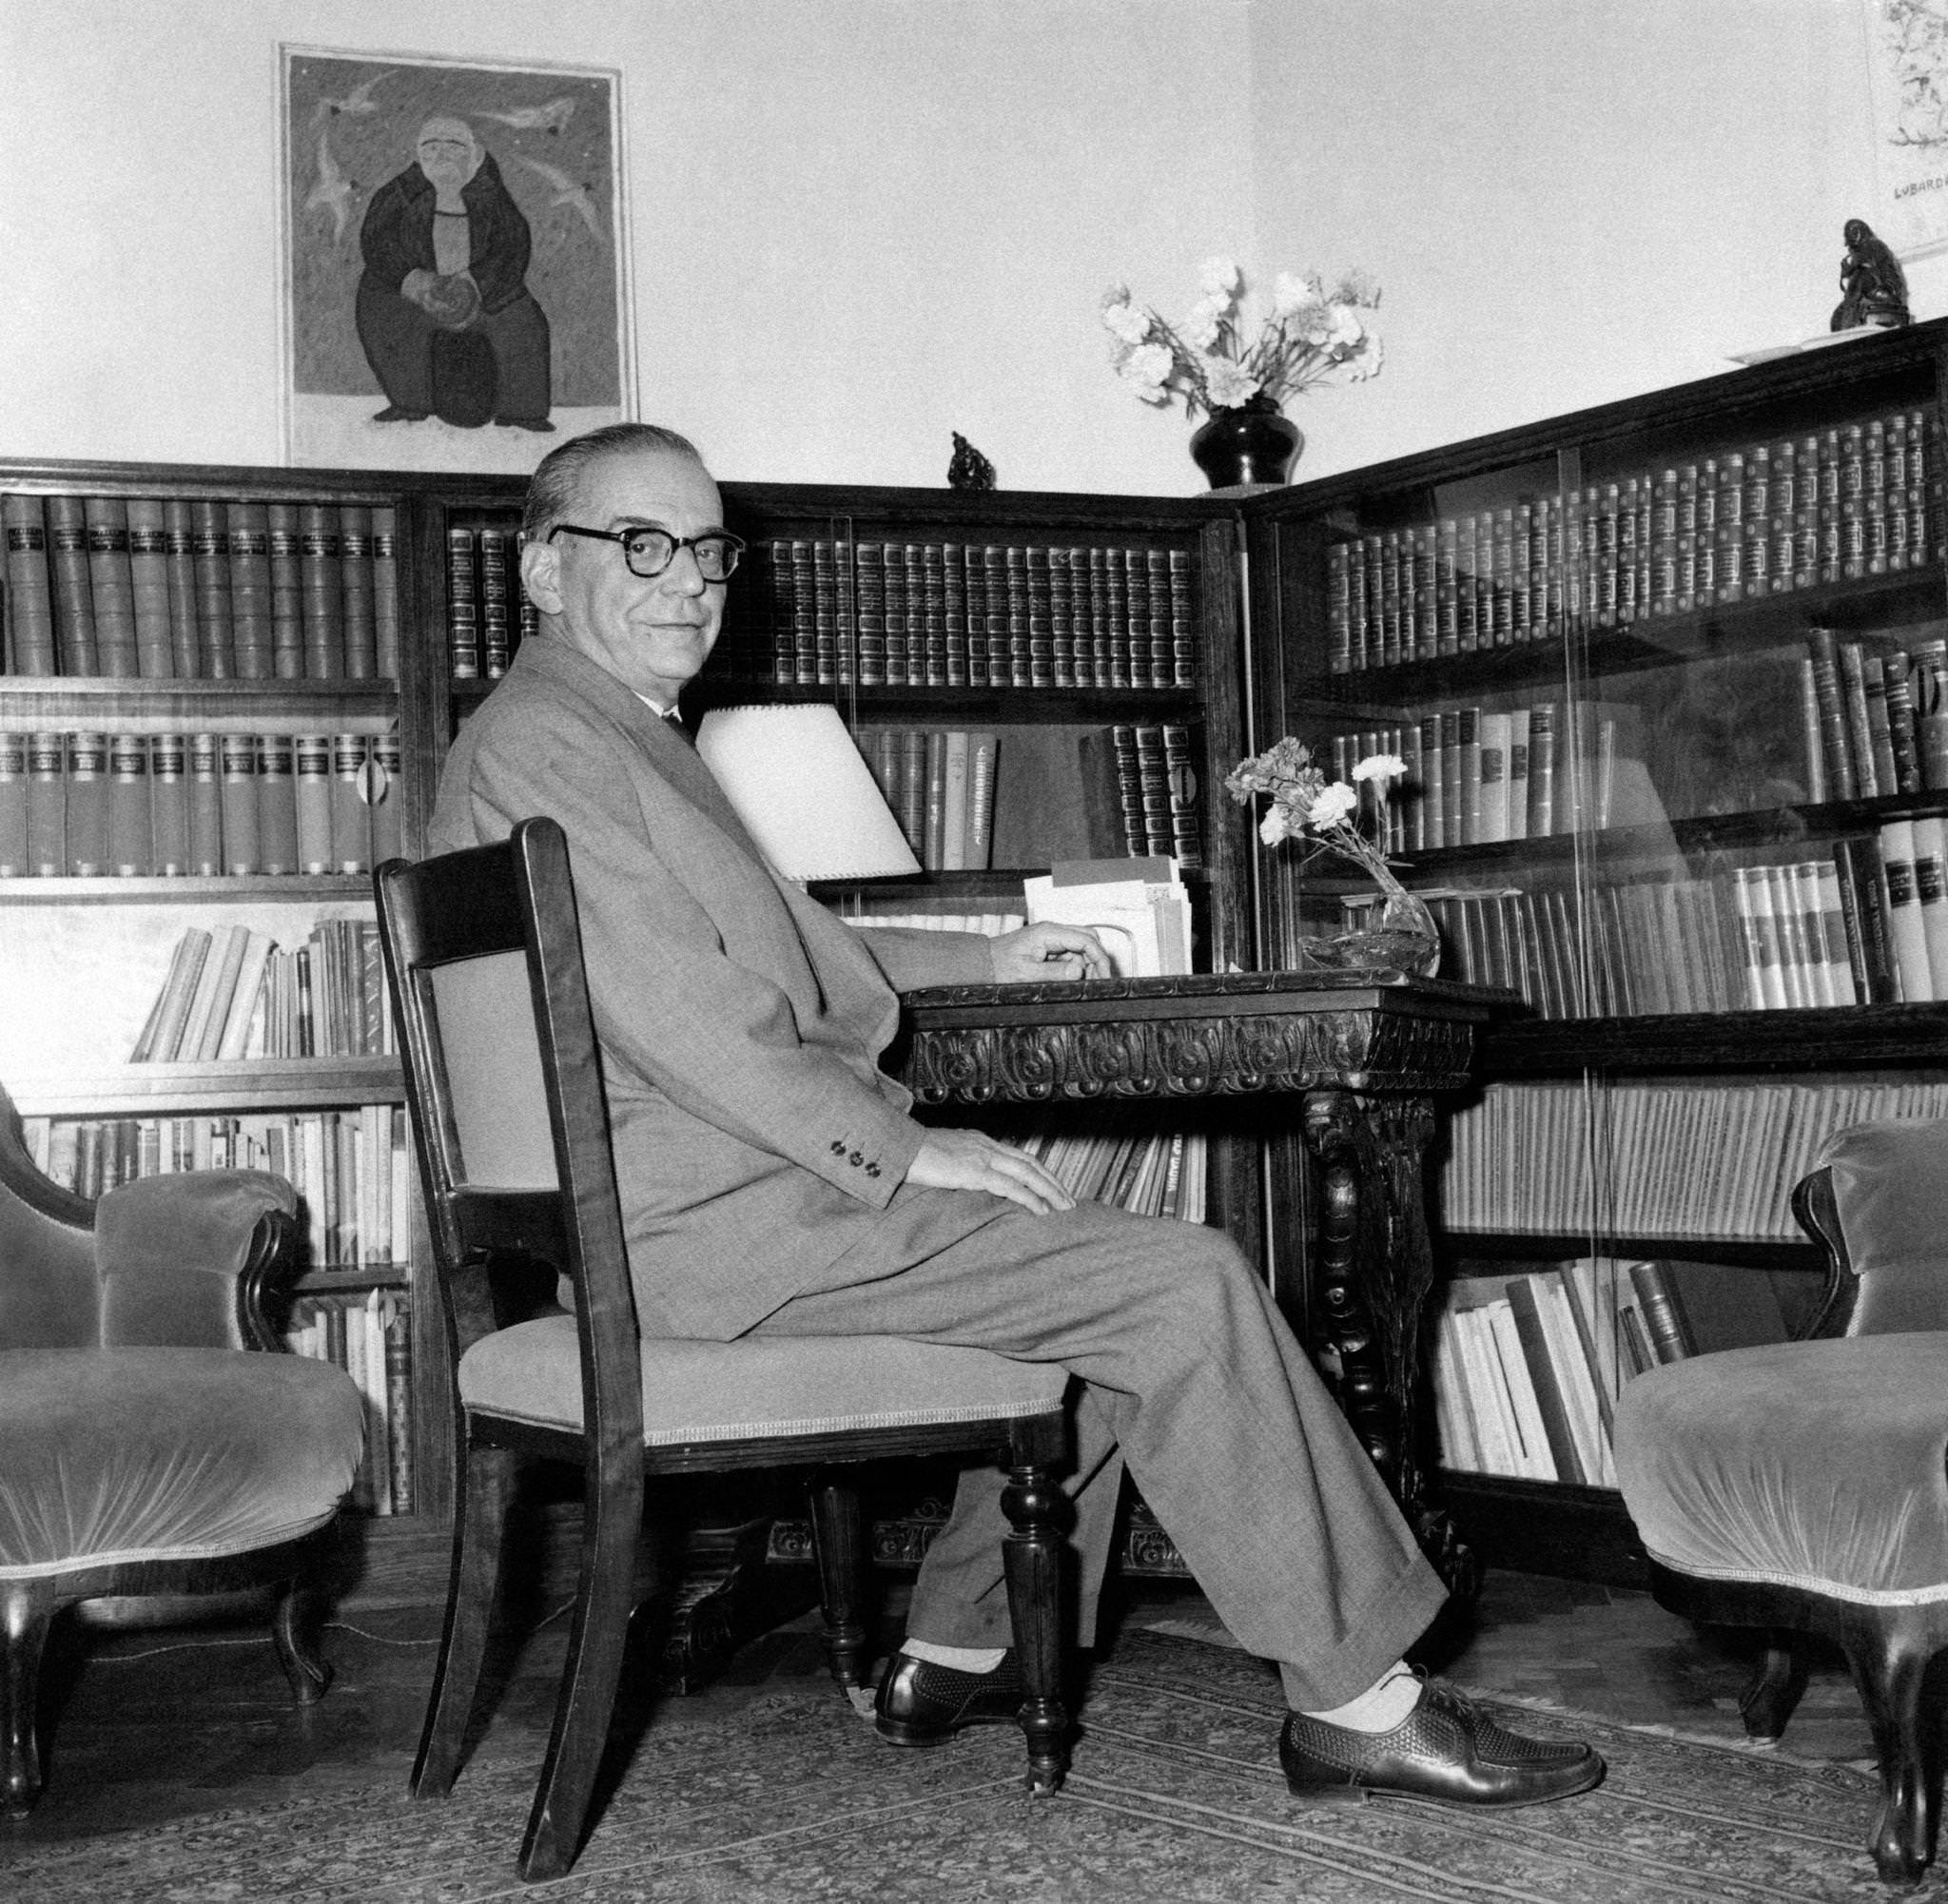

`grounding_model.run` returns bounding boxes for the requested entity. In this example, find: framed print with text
[280,46,634,473]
